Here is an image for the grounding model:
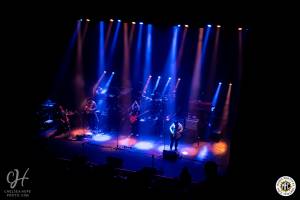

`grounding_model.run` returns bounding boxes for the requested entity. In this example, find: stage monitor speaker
[163,150,178,161]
